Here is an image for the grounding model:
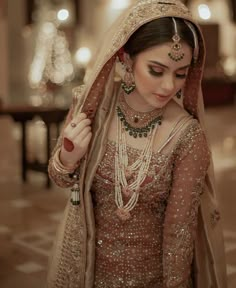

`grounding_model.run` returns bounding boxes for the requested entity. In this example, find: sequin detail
[50,203,85,288]
[92,142,168,287]
[91,120,210,287]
